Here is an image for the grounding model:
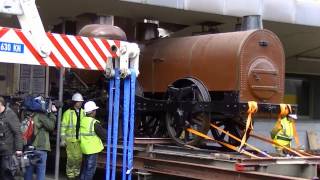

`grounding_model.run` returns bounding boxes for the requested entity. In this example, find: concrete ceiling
[1,0,320,75]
